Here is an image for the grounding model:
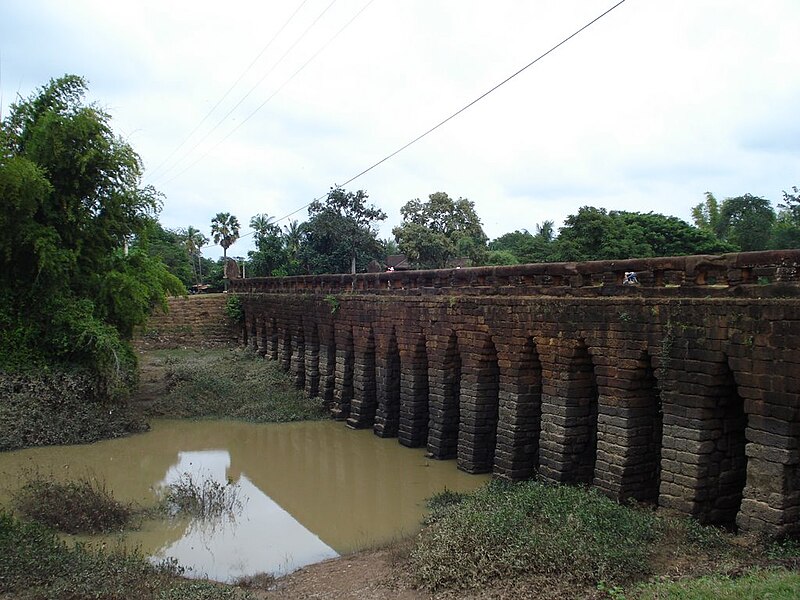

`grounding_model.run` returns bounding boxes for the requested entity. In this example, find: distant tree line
[3,73,798,387]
